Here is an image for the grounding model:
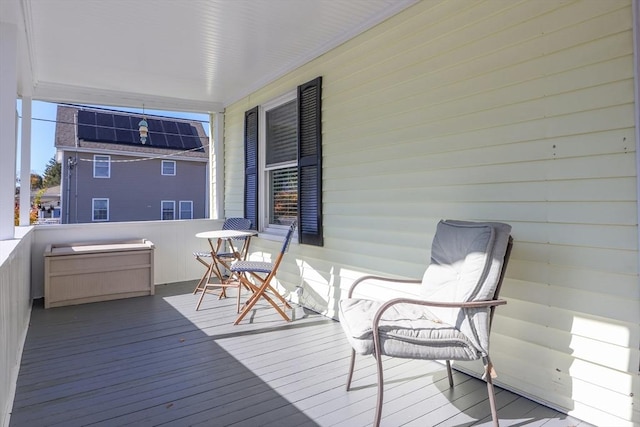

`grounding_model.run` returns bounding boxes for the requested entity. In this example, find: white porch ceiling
[12,0,416,113]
